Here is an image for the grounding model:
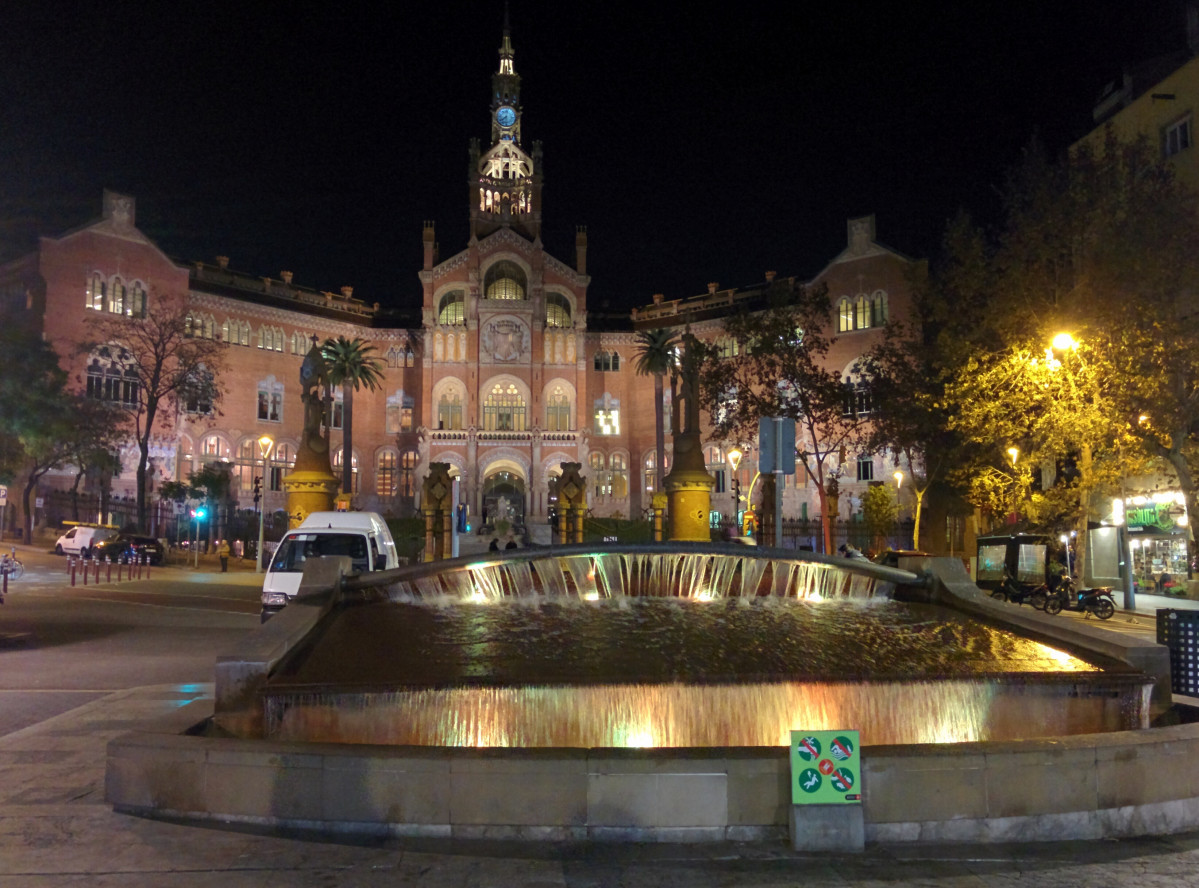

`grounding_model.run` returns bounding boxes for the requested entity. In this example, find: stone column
[420,463,454,561]
[555,462,587,545]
